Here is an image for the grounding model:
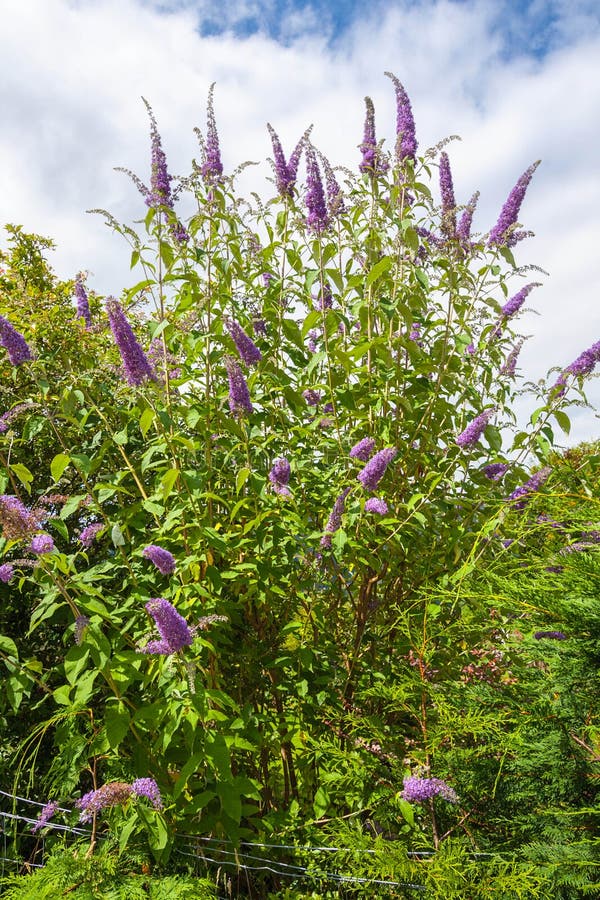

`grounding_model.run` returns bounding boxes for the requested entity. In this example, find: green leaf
[161,468,179,501]
[553,409,571,435]
[0,635,18,659]
[10,463,34,493]
[398,798,414,826]
[236,467,251,494]
[366,256,392,287]
[139,407,155,438]
[105,699,130,749]
[111,524,126,547]
[50,453,71,482]
[313,785,329,818]
[218,781,242,824]
[415,268,429,290]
